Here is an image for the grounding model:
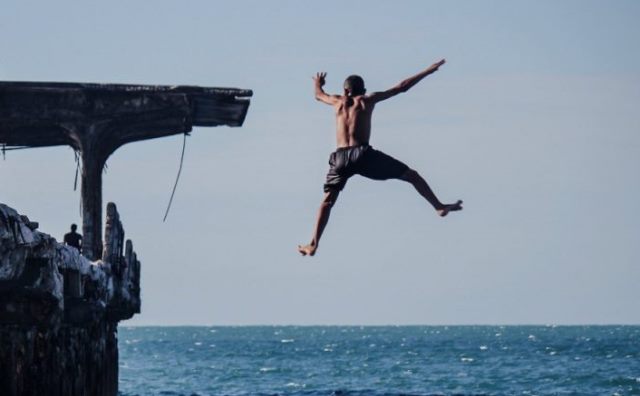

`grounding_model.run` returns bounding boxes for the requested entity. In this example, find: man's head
[344,75,366,97]
[71,224,77,232]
